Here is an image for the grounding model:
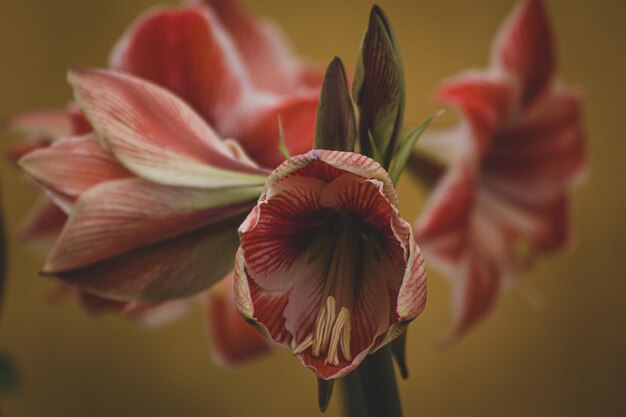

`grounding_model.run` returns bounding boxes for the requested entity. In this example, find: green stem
[341,346,403,417]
